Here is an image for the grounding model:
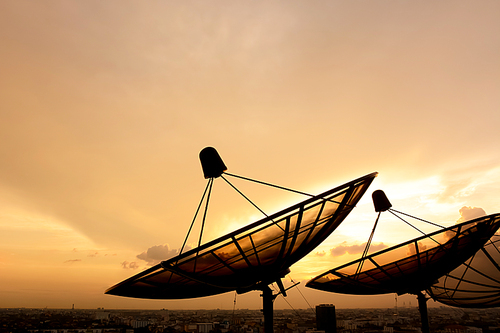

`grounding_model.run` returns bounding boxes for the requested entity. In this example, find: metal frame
[428,234,500,308]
